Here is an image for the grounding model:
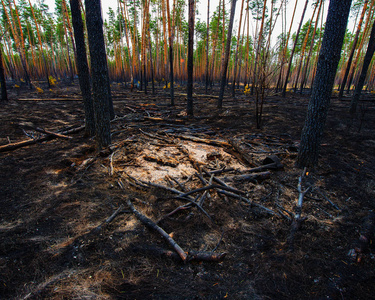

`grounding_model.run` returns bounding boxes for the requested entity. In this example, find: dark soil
[1,81,375,299]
